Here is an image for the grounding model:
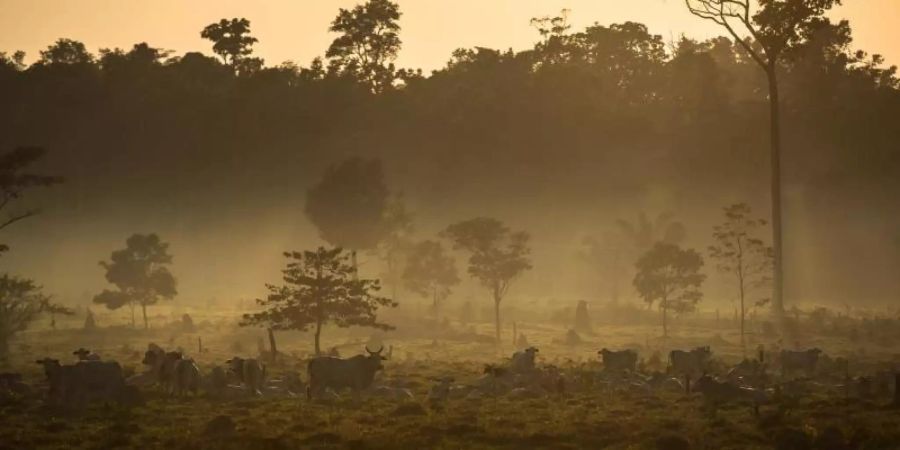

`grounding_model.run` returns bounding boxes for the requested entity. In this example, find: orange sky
[0,0,897,71]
